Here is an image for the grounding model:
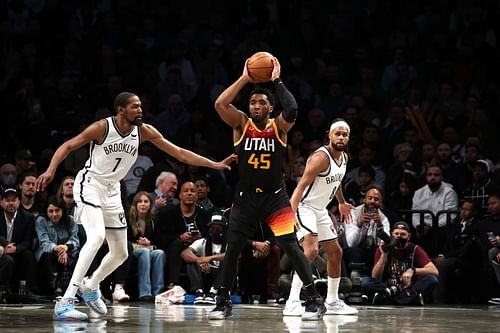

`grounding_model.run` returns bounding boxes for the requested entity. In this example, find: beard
[131,118,143,126]
[332,143,345,151]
